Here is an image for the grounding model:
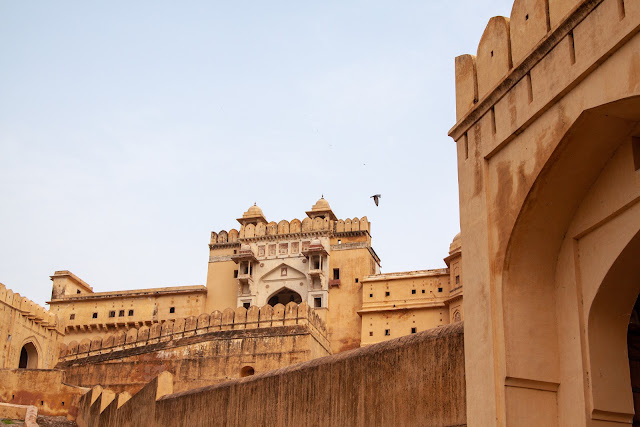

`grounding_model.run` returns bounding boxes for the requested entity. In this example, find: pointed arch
[267,287,302,306]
